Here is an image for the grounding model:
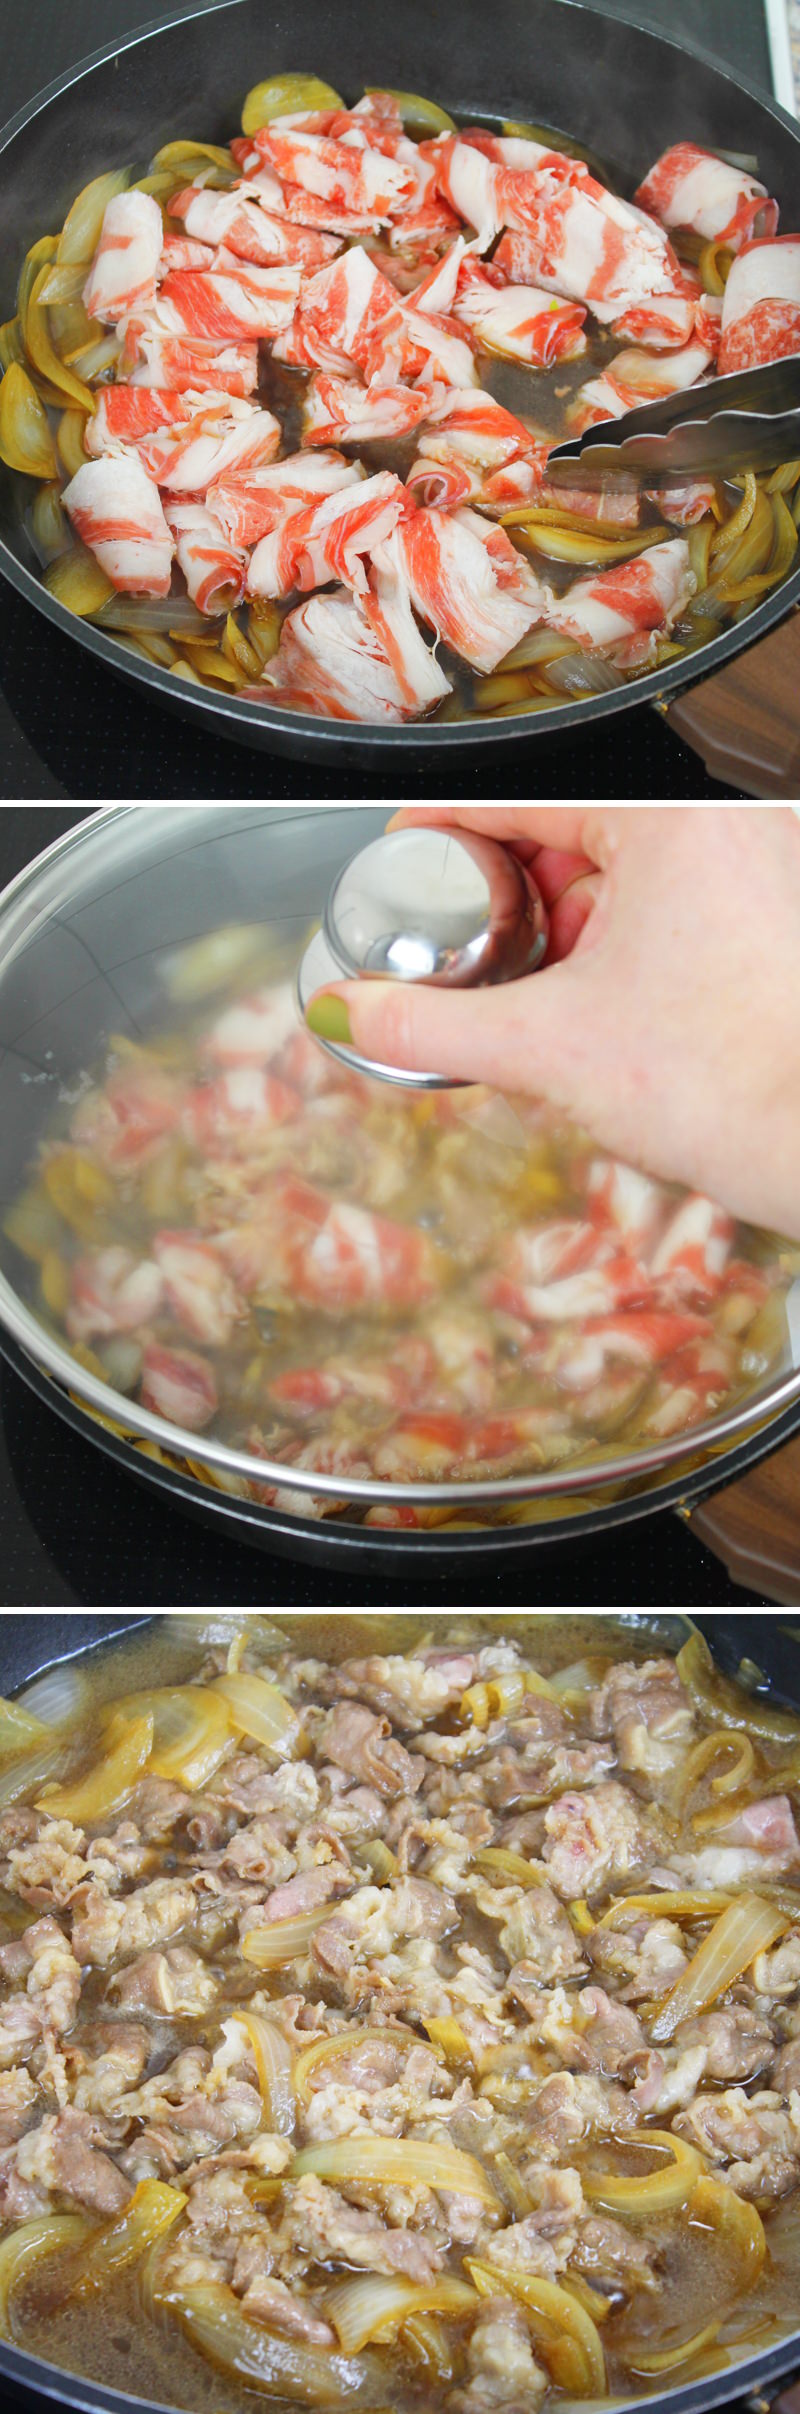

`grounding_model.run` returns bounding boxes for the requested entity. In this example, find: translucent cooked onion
[627,2321,722,2373]
[650,1892,790,2041]
[677,1729,756,1811]
[24,267,95,411]
[158,2278,374,2402]
[0,2213,91,2335]
[474,1847,550,1888]
[241,1908,330,1969]
[367,89,456,135]
[583,2130,702,2215]
[0,1695,49,1754]
[689,2173,766,2285]
[359,1838,398,1882]
[44,545,115,617]
[115,1685,232,1790]
[542,653,624,695]
[402,2313,454,2375]
[211,1672,302,1758]
[0,1737,67,1810]
[510,519,666,567]
[38,264,91,306]
[95,596,216,635]
[230,2010,294,2133]
[30,483,70,566]
[421,2015,474,2068]
[598,1888,733,1929]
[35,1711,153,1822]
[326,2273,475,2353]
[292,2138,500,2209]
[13,1659,89,1731]
[57,168,132,265]
[63,2181,186,2301]
[0,362,59,479]
[677,1633,800,1743]
[241,77,344,135]
[466,2260,606,2395]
